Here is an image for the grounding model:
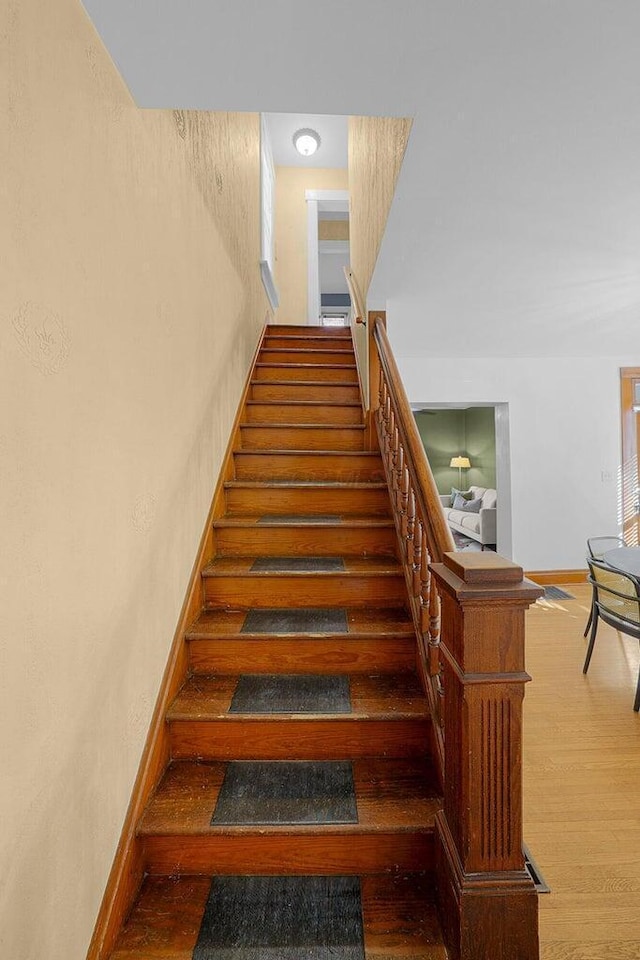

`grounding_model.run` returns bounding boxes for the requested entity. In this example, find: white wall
[319,242,350,295]
[394,342,625,572]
